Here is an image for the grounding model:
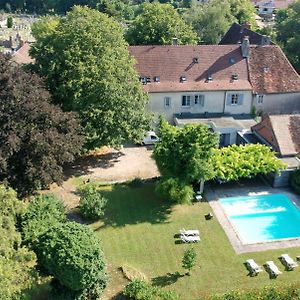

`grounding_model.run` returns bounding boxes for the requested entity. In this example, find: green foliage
[210,284,300,300]
[30,6,150,150]
[7,16,13,28]
[126,3,198,45]
[128,177,144,188]
[290,169,300,194]
[276,1,300,73]
[77,184,107,221]
[22,194,67,246]
[0,184,38,300]
[184,0,256,44]
[182,247,197,275]
[123,279,180,300]
[156,177,194,204]
[153,119,218,183]
[36,222,107,298]
[211,144,286,181]
[0,54,83,196]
